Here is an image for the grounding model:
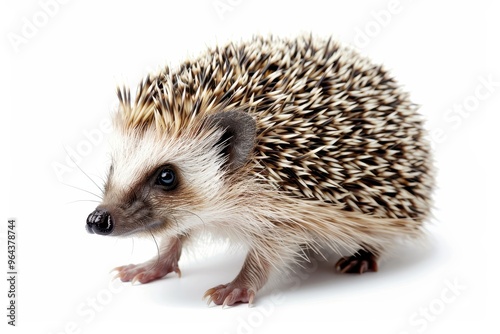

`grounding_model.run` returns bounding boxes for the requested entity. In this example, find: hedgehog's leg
[335,248,379,274]
[112,235,185,284]
[203,248,271,307]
